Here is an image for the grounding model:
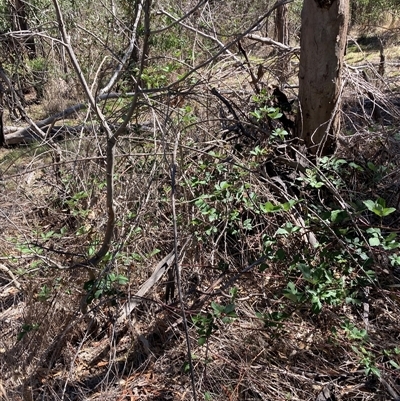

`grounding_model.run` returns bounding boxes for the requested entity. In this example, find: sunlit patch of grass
[346,43,400,67]
[345,52,366,64]
[386,45,400,59]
